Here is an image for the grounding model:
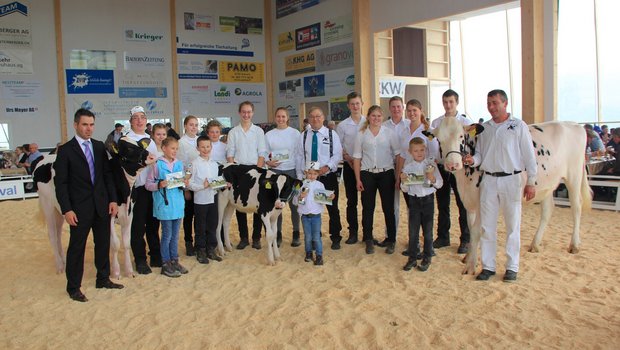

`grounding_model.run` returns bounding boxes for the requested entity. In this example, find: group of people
[55,87,535,302]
